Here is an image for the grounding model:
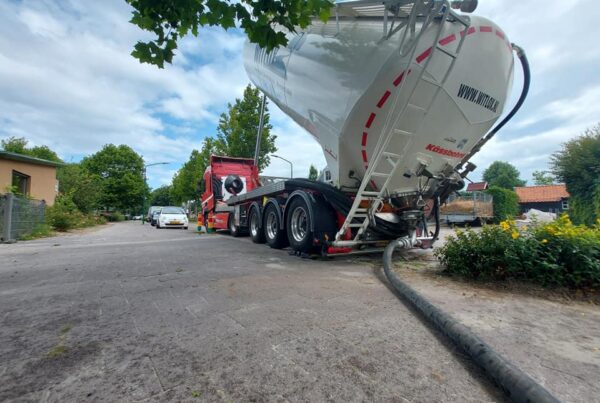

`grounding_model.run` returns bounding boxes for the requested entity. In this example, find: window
[11,170,30,195]
[562,199,569,210]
